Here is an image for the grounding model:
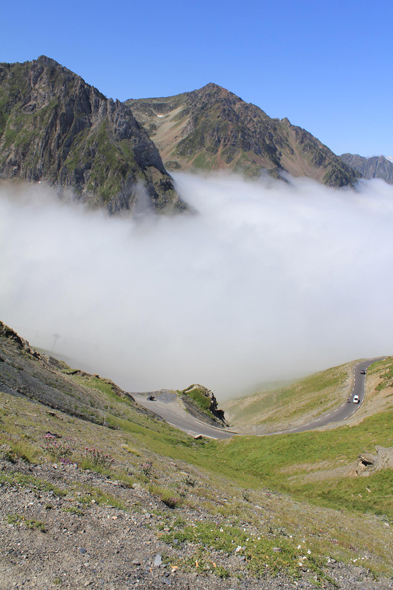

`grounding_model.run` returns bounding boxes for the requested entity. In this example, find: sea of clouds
[1,172,393,399]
